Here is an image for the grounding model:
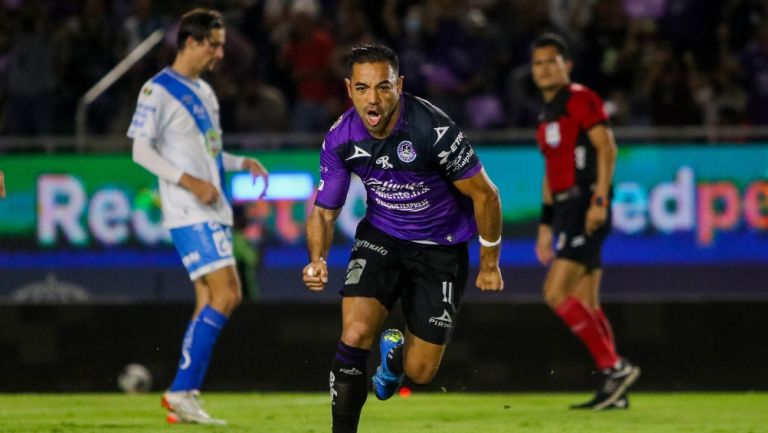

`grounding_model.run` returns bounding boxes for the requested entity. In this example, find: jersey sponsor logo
[397,141,417,162]
[353,239,389,256]
[373,197,430,212]
[376,156,393,169]
[344,259,367,285]
[433,126,449,146]
[428,309,453,328]
[545,122,561,148]
[345,145,371,161]
[363,178,430,200]
[445,146,475,174]
[437,132,465,165]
